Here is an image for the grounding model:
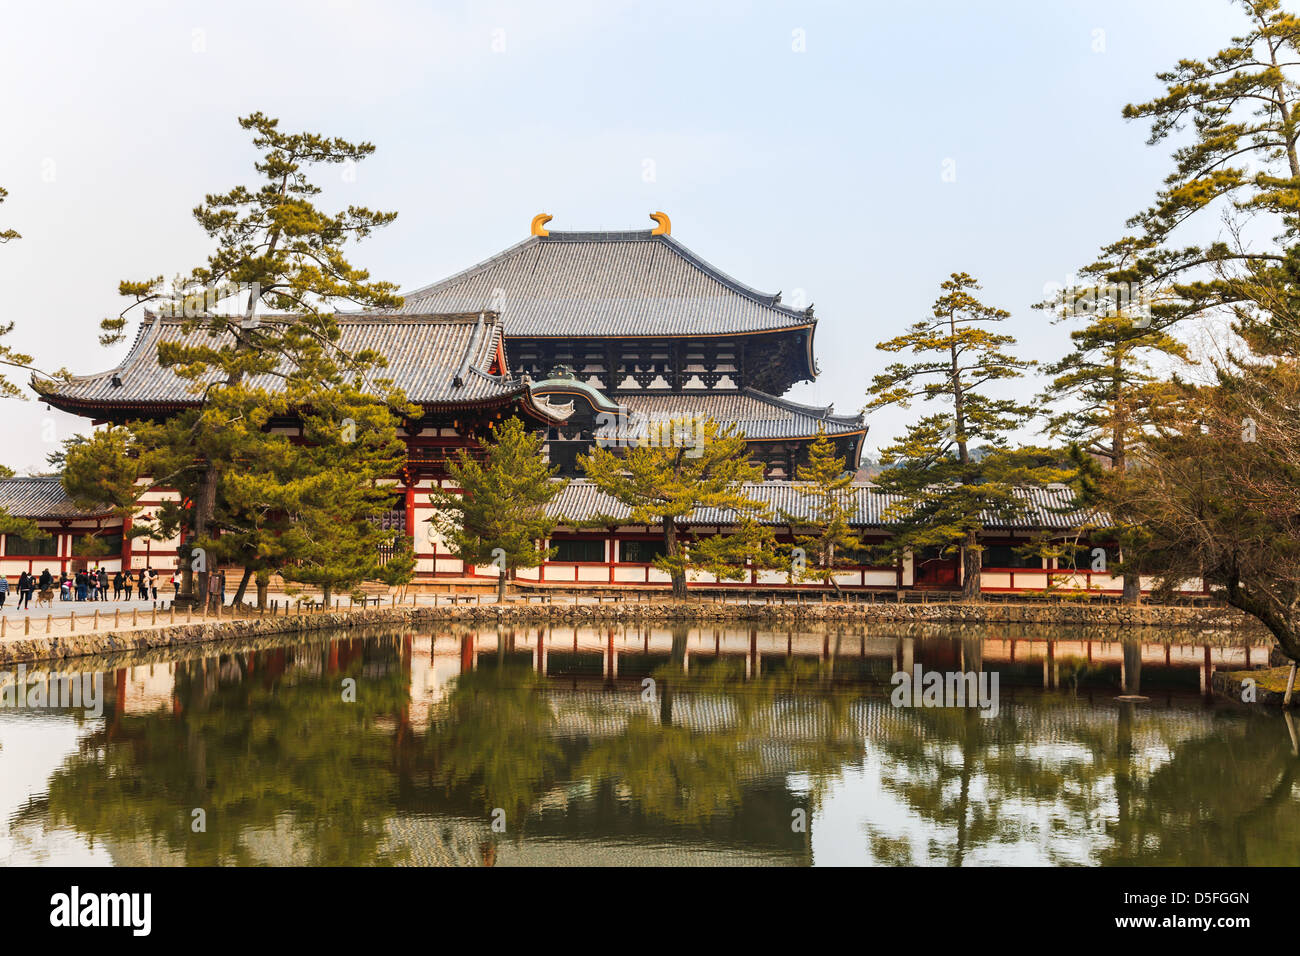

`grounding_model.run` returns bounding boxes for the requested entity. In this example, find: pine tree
[868,273,1070,598]
[0,465,47,546]
[0,186,17,243]
[781,429,863,595]
[1037,242,1190,602]
[1120,248,1300,662]
[1109,0,1300,322]
[52,112,406,605]
[430,417,567,603]
[0,187,63,401]
[579,417,770,600]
